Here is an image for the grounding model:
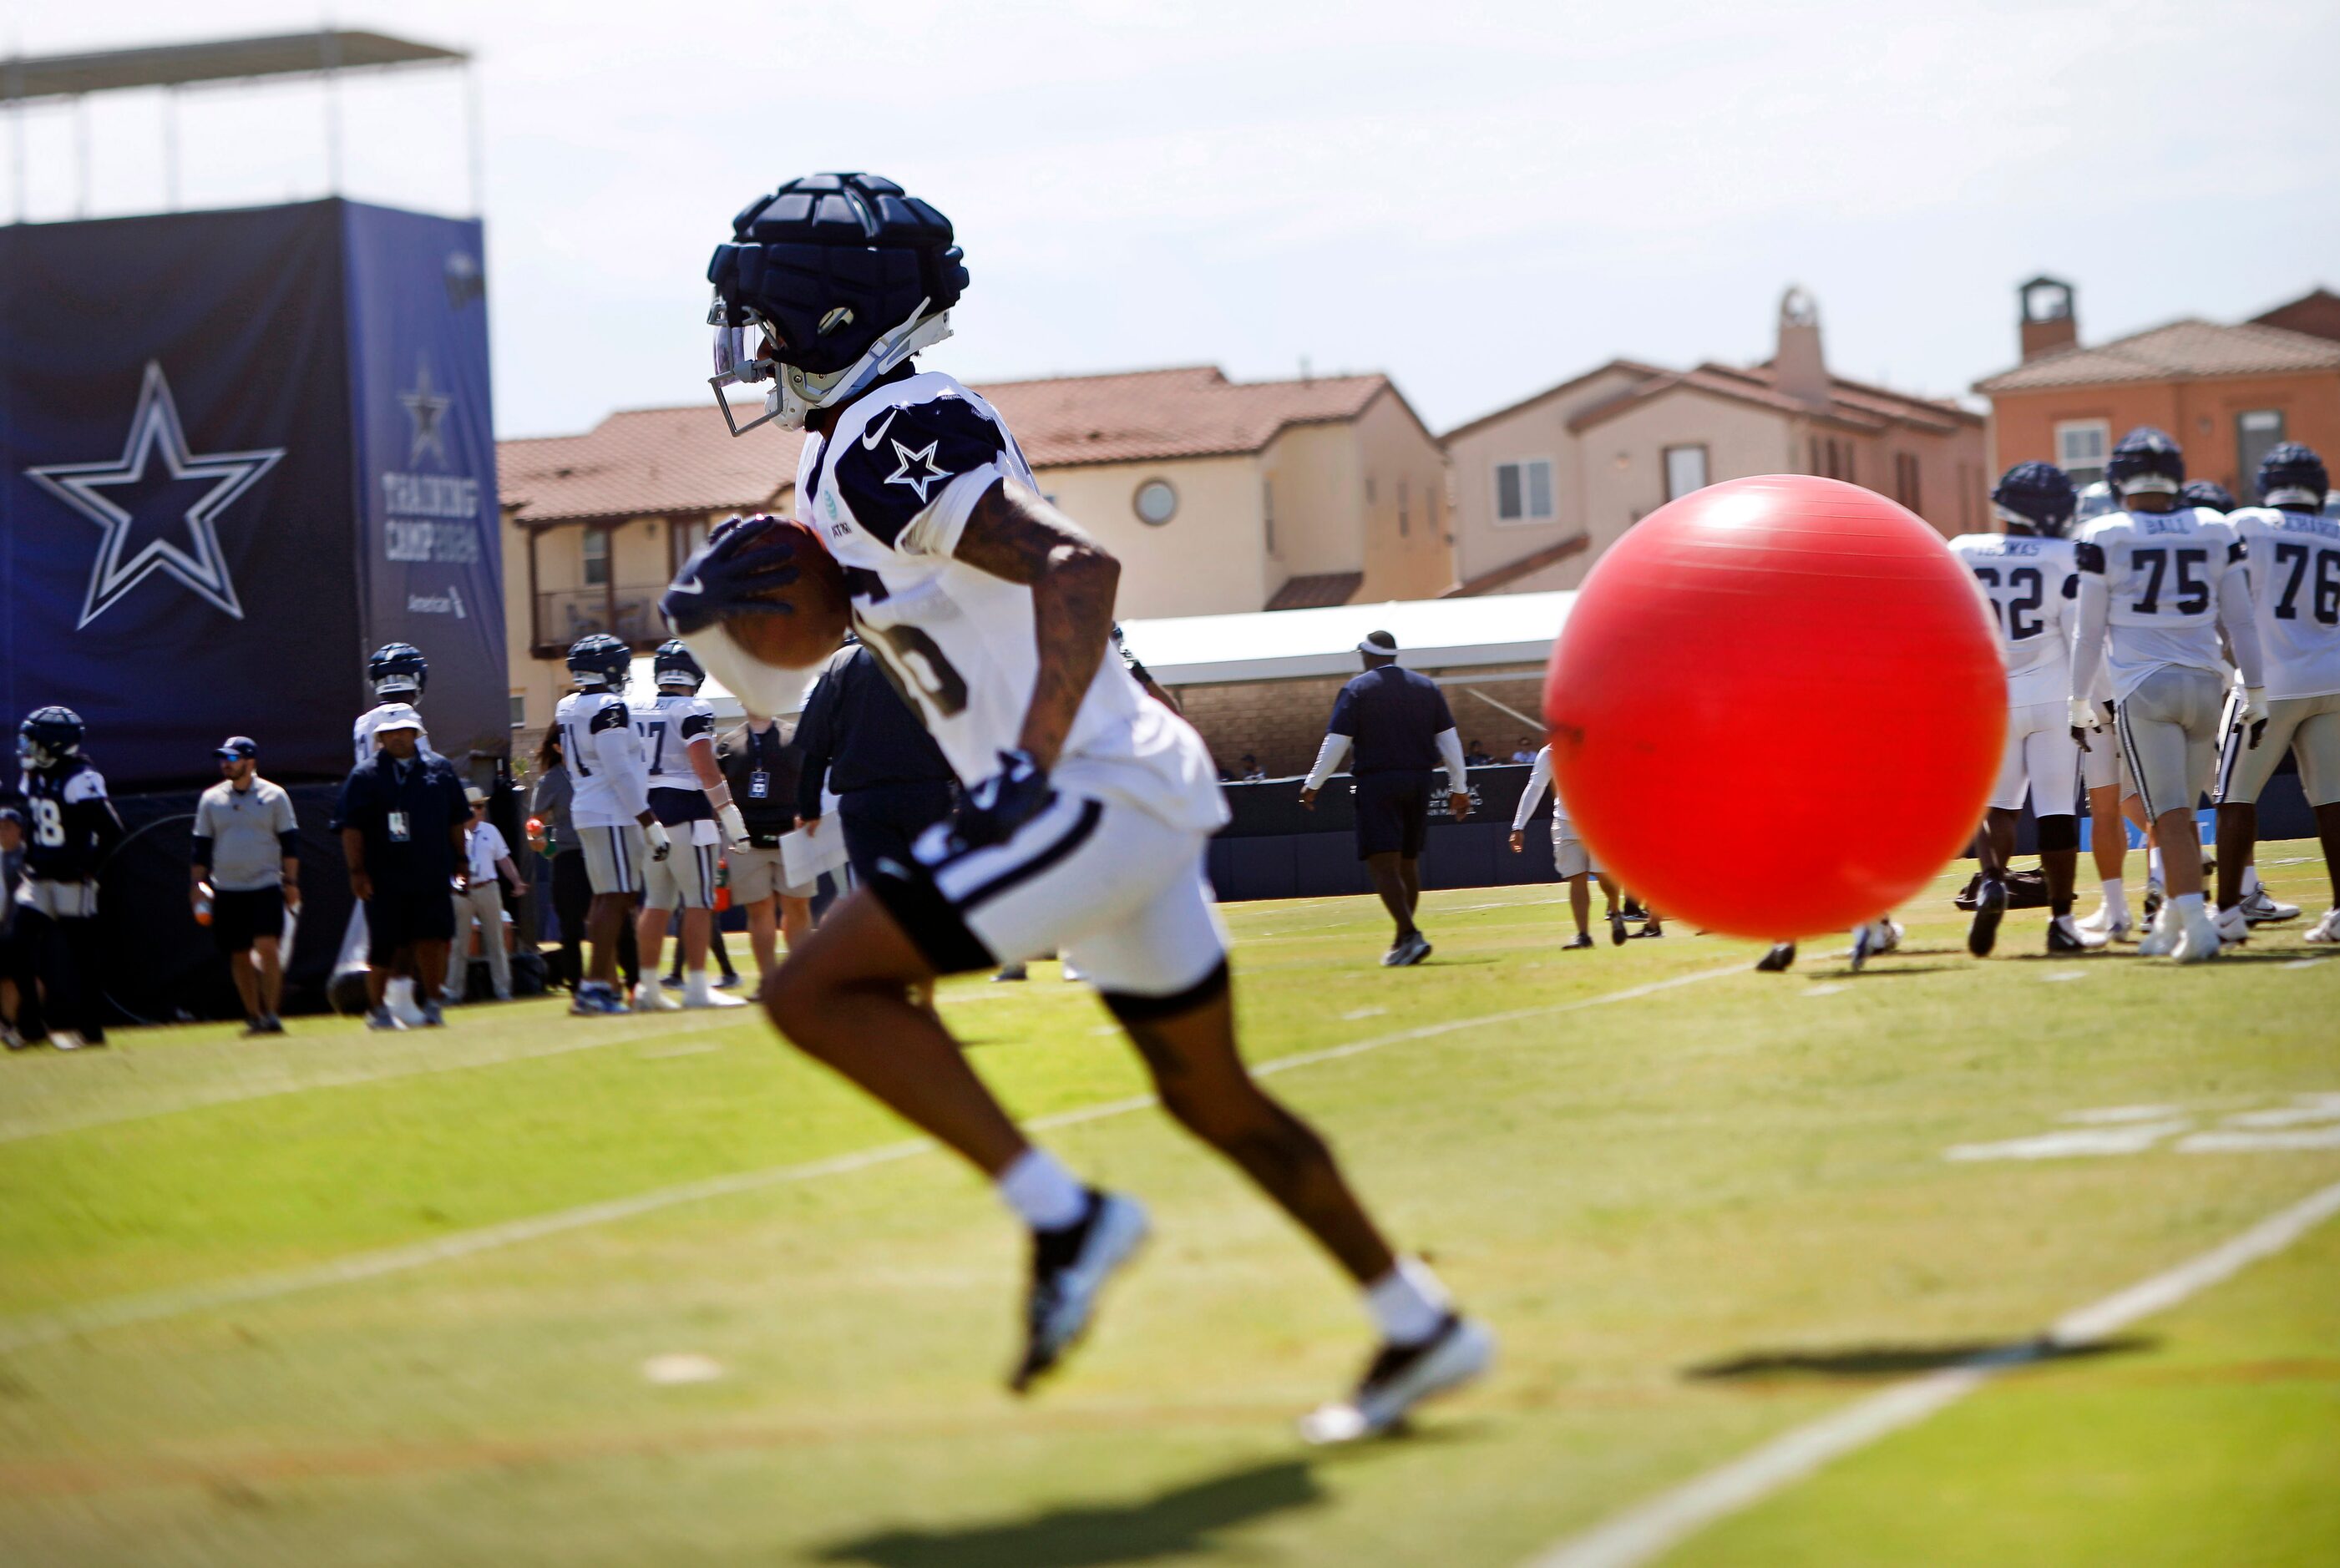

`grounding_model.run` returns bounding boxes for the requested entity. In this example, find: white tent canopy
[1119,592,1574,686]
